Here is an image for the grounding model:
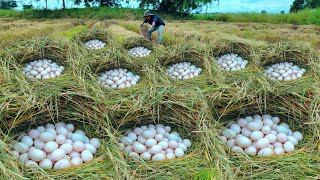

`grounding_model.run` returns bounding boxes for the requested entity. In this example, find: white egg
[19,153,29,163]
[287,136,298,146]
[69,157,83,167]
[81,150,93,162]
[36,126,46,132]
[84,143,97,154]
[65,124,75,132]
[265,134,277,144]
[50,149,66,161]
[230,124,241,134]
[241,127,252,137]
[277,133,288,143]
[222,129,236,139]
[137,135,146,144]
[250,131,264,141]
[178,143,188,151]
[127,132,138,141]
[273,147,285,155]
[29,148,46,162]
[121,137,133,146]
[11,151,20,158]
[132,143,147,153]
[33,139,45,150]
[145,138,157,148]
[180,139,191,148]
[255,138,270,149]
[226,139,236,148]
[39,159,53,170]
[247,122,262,131]
[28,129,40,139]
[133,127,143,135]
[272,141,283,148]
[156,127,166,135]
[65,139,73,144]
[236,136,252,148]
[168,140,179,149]
[56,126,68,136]
[231,146,244,153]
[21,136,33,147]
[174,148,184,158]
[55,134,67,145]
[68,151,81,159]
[293,131,303,141]
[39,132,56,142]
[89,138,101,148]
[258,148,273,156]
[71,133,85,143]
[149,145,162,155]
[25,160,38,167]
[44,141,59,153]
[152,153,166,161]
[60,143,73,154]
[13,142,29,153]
[142,130,156,139]
[54,159,71,169]
[261,126,272,134]
[73,141,85,152]
[283,141,295,152]
[244,146,257,156]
